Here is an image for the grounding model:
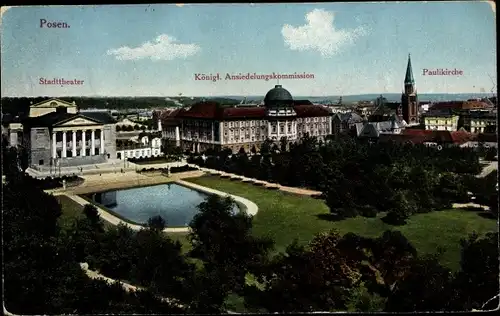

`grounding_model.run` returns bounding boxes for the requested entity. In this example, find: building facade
[424,112,460,131]
[5,98,117,168]
[161,85,333,153]
[116,134,162,160]
[460,110,497,133]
